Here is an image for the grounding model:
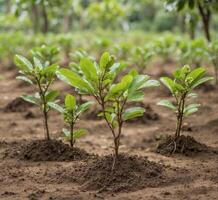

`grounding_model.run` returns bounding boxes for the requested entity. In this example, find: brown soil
[4,97,33,112]
[2,139,90,161]
[1,63,218,199]
[156,135,209,155]
[74,154,186,193]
